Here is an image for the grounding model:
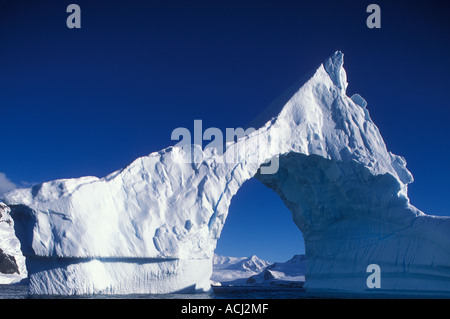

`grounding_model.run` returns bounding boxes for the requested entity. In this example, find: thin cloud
[0,172,16,196]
